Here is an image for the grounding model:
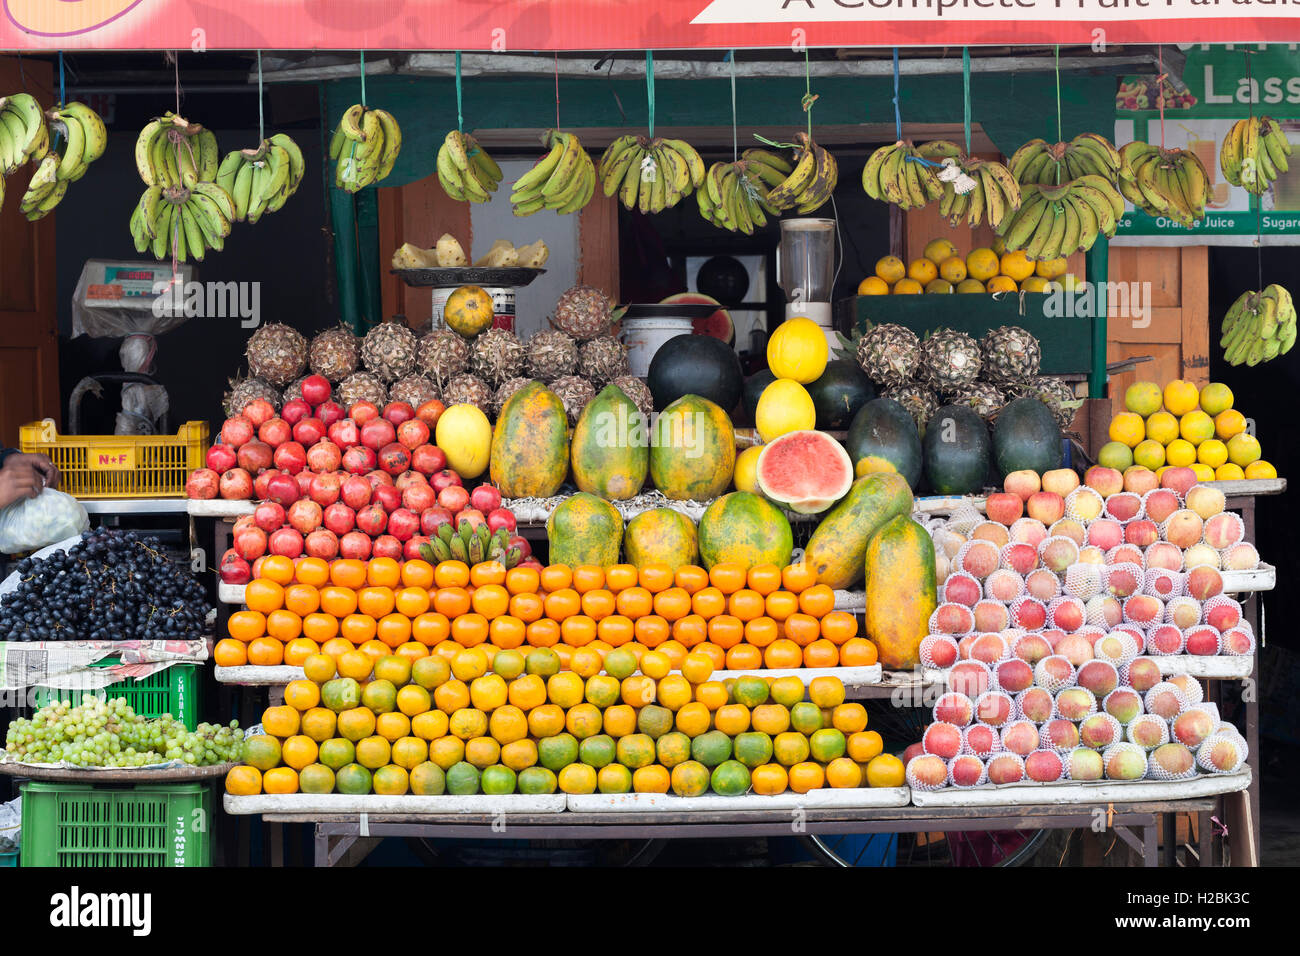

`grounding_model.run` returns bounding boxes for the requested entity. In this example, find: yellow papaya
[490,381,569,498]
[864,515,936,671]
[803,472,914,589]
[546,493,623,567]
